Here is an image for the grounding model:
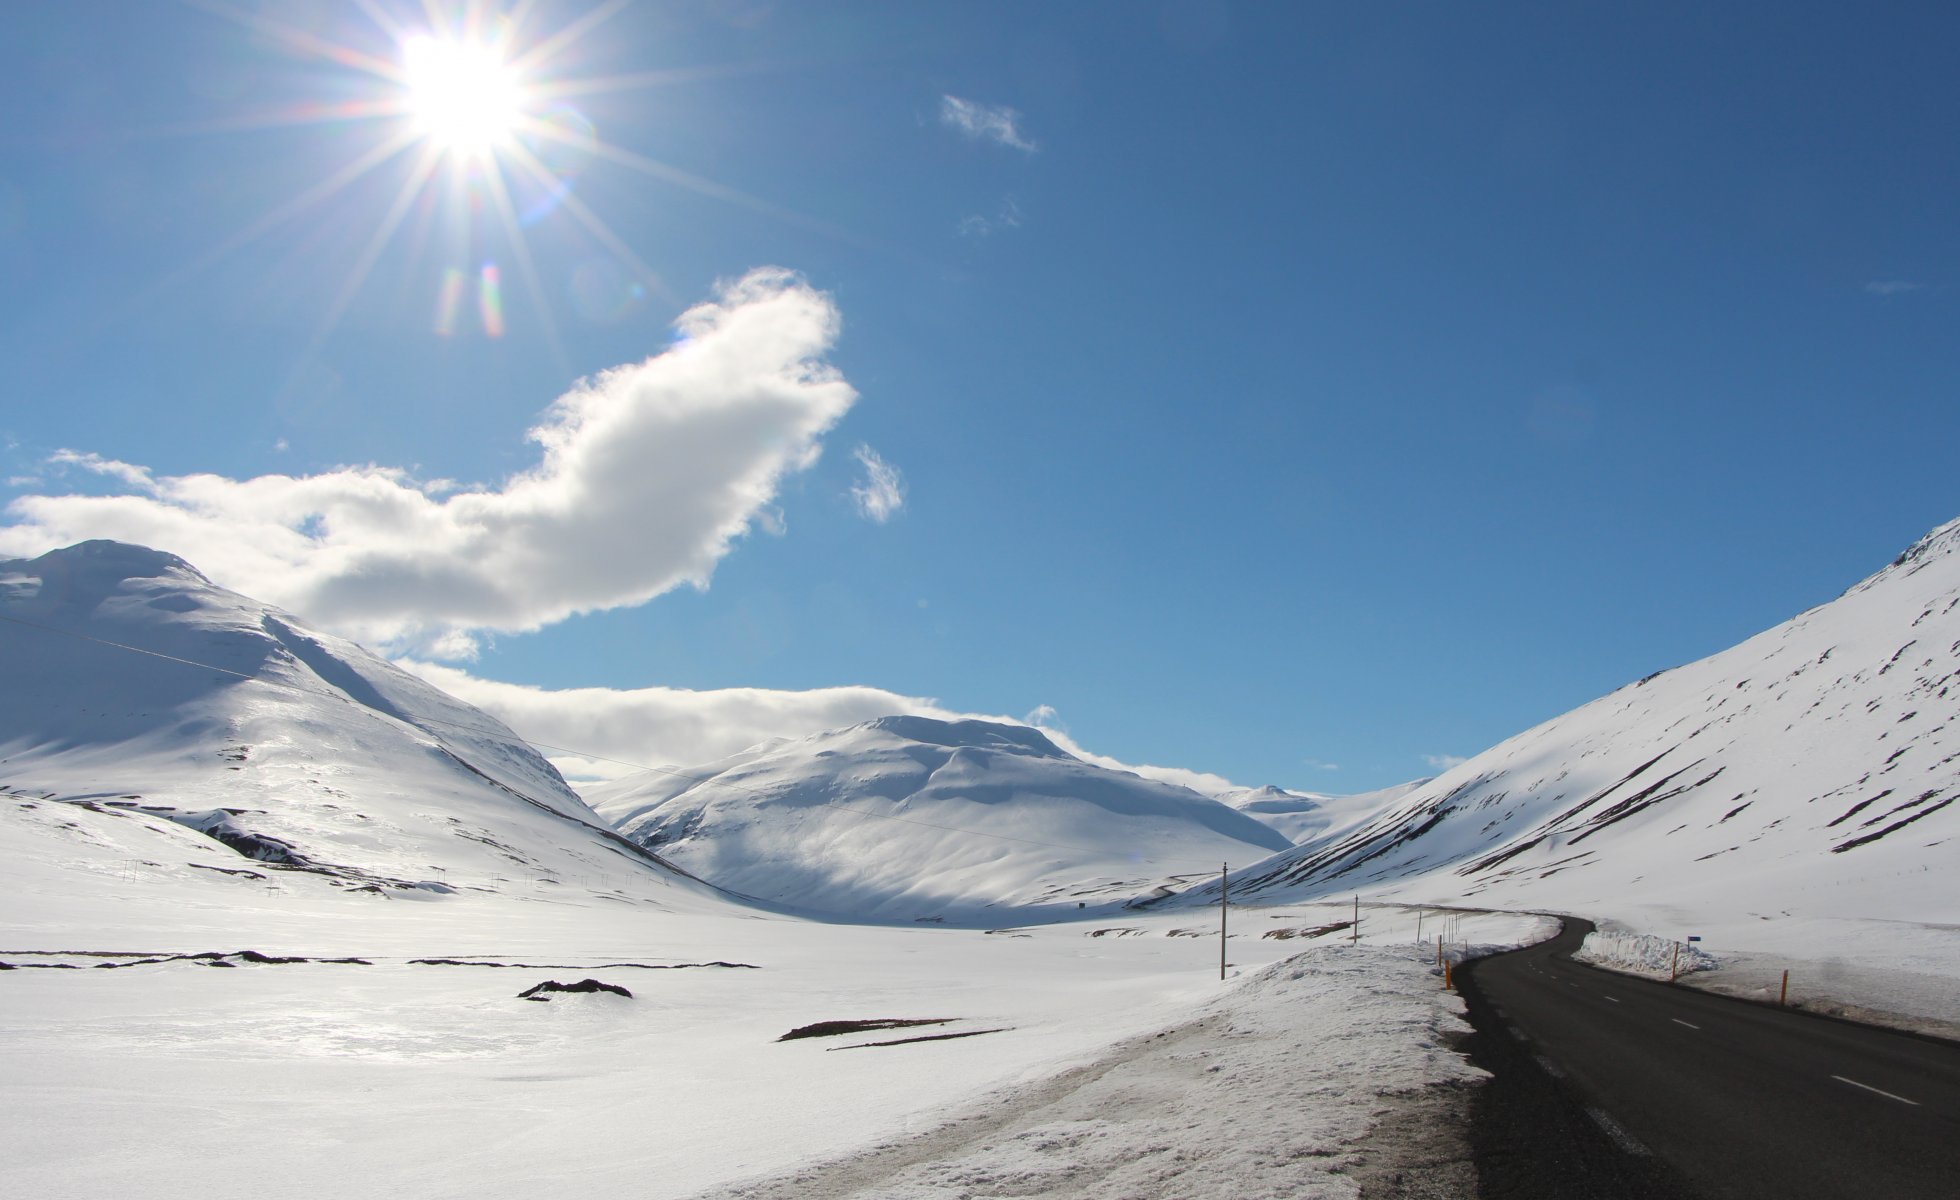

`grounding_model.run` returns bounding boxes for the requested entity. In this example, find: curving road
[1456,918,1960,1200]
